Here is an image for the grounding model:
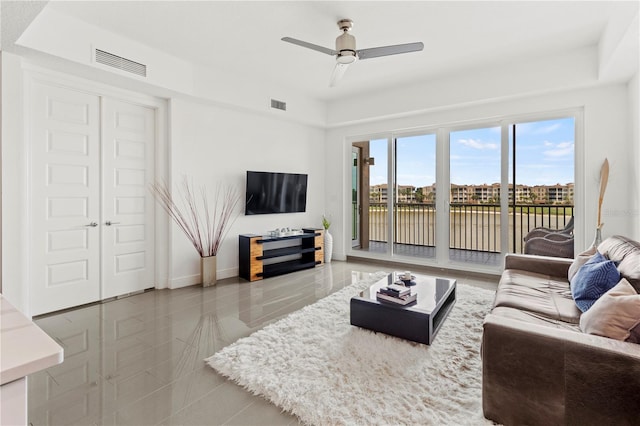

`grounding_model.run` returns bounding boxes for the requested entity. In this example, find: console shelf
[261,259,318,278]
[258,246,319,260]
[239,228,324,282]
